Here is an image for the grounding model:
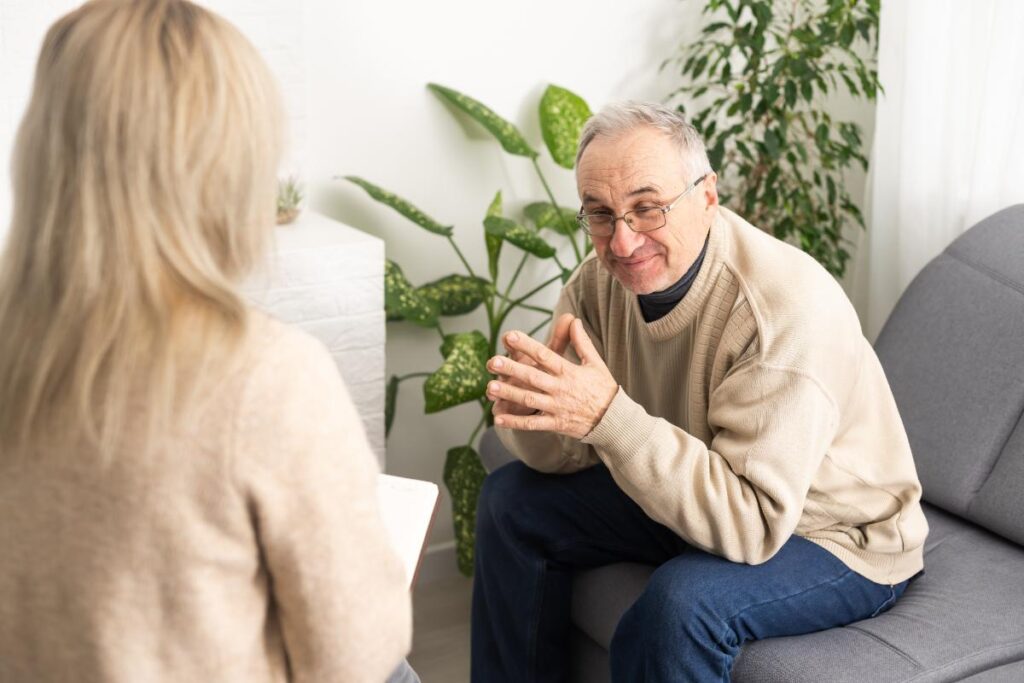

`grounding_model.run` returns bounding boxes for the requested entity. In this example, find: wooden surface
[409,575,473,683]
